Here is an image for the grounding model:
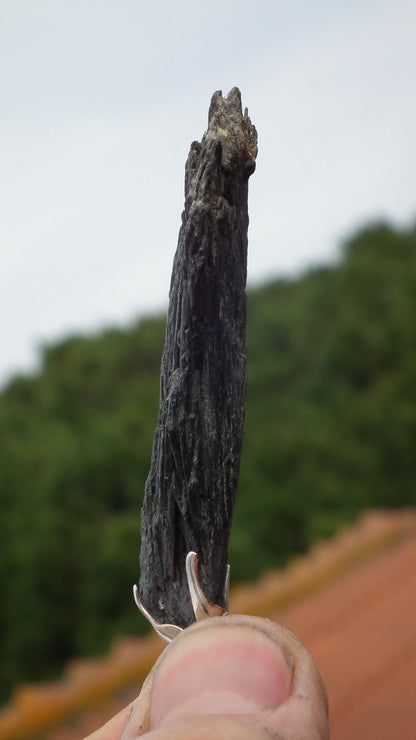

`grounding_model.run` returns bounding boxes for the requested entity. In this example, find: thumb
[120,615,329,739]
